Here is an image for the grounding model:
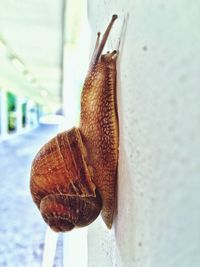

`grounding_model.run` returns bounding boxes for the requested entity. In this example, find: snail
[30,14,119,232]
